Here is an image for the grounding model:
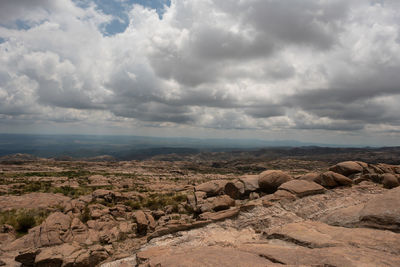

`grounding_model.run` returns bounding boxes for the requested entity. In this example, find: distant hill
[0,133,383,161]
[0,153,40,162]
